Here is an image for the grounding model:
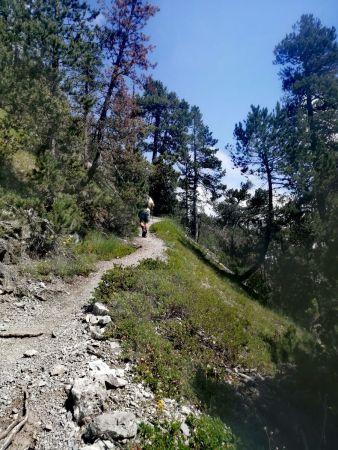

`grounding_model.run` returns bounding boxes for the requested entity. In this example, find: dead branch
[0,332,43,339]
[0,391,29,450]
